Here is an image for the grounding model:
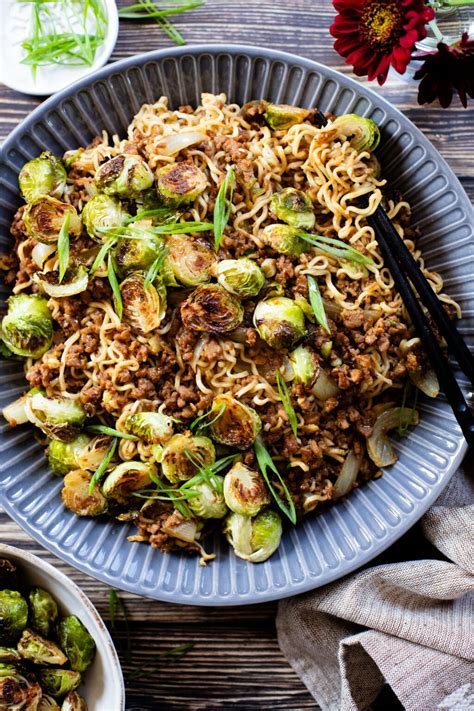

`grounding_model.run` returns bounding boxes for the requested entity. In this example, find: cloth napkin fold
[277,462,474,711]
